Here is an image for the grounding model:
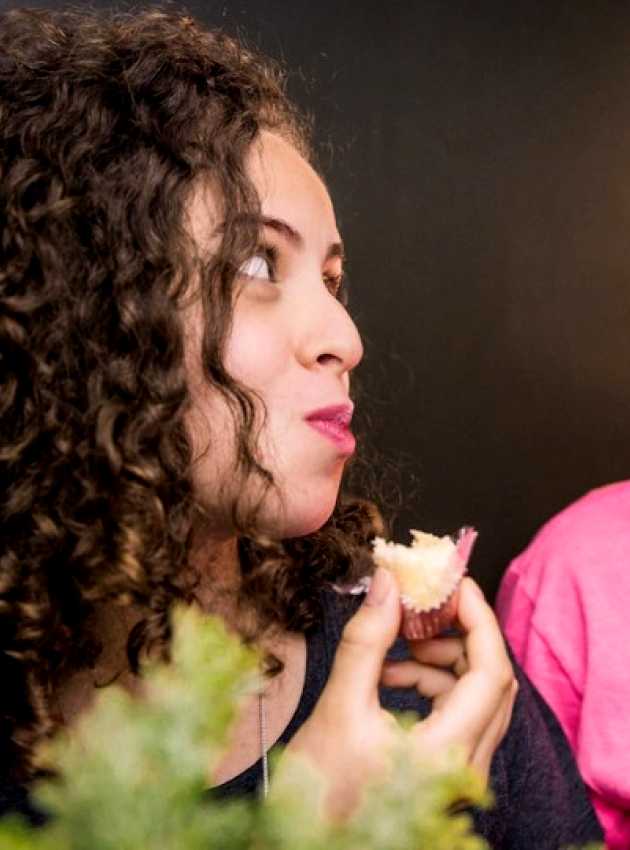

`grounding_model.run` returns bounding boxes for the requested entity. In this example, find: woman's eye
[324,273,345,299]
[238,253,274,281]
